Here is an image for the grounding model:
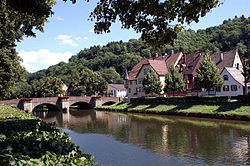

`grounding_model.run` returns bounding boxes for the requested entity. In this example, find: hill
[11,15,250,98]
